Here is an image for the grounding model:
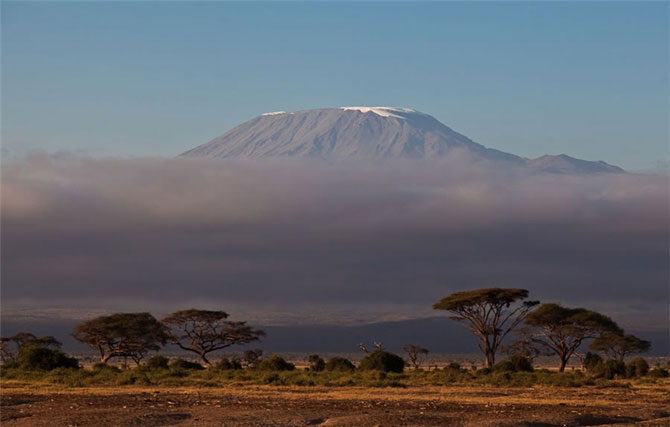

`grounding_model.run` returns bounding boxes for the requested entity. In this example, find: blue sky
[2,1,668,170]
